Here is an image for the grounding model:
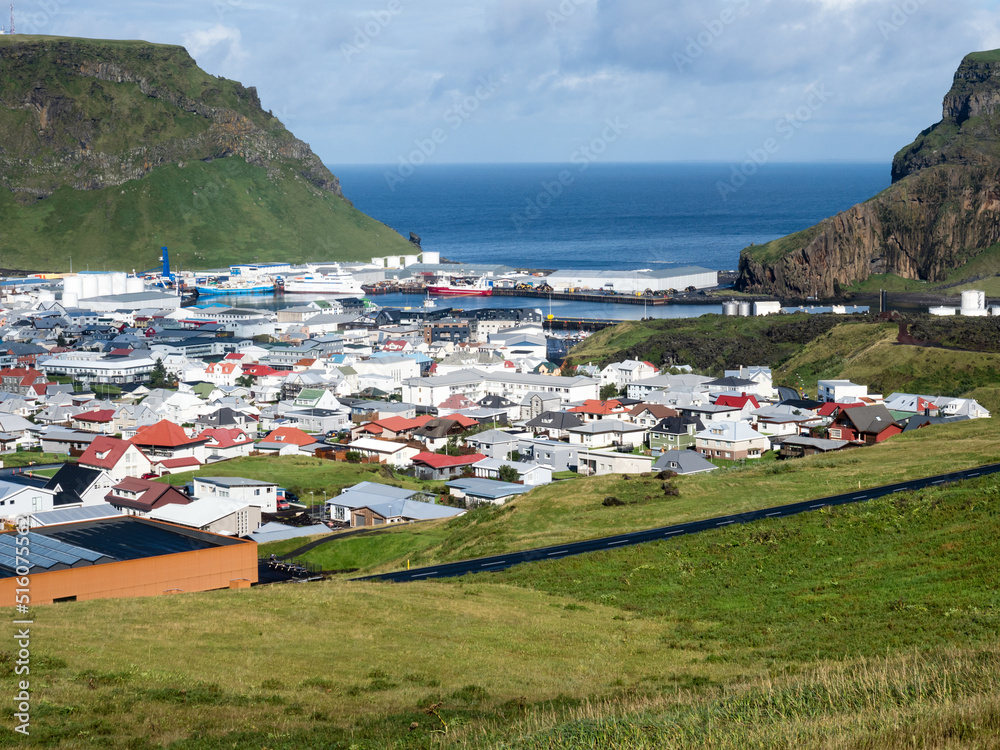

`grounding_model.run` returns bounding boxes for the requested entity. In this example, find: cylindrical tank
[62,292,79,308]
[421,251,440,265]
[81,275,99,300]
[723,301,739,316]
[738,302,752,317]
[961,289,985,311]
[371,257,385,267]
[404,255,419,267]
[96,274,113,297]
[111,272,128,295]
[37,290,56,304]
[126,277,145,294]
[63,275,83,297]
[386,256,401,269]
